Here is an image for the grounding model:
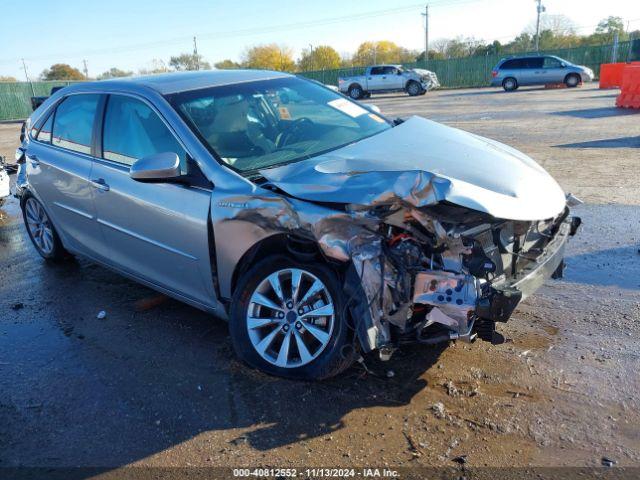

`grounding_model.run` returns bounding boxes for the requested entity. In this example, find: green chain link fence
[0,81,79,122]
[0,41,636,121]
[300,41,635,88]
